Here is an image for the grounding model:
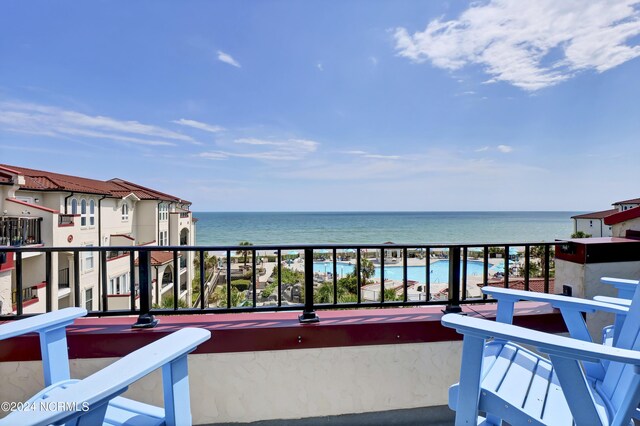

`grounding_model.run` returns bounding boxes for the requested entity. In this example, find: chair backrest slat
[601,283,640,406]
